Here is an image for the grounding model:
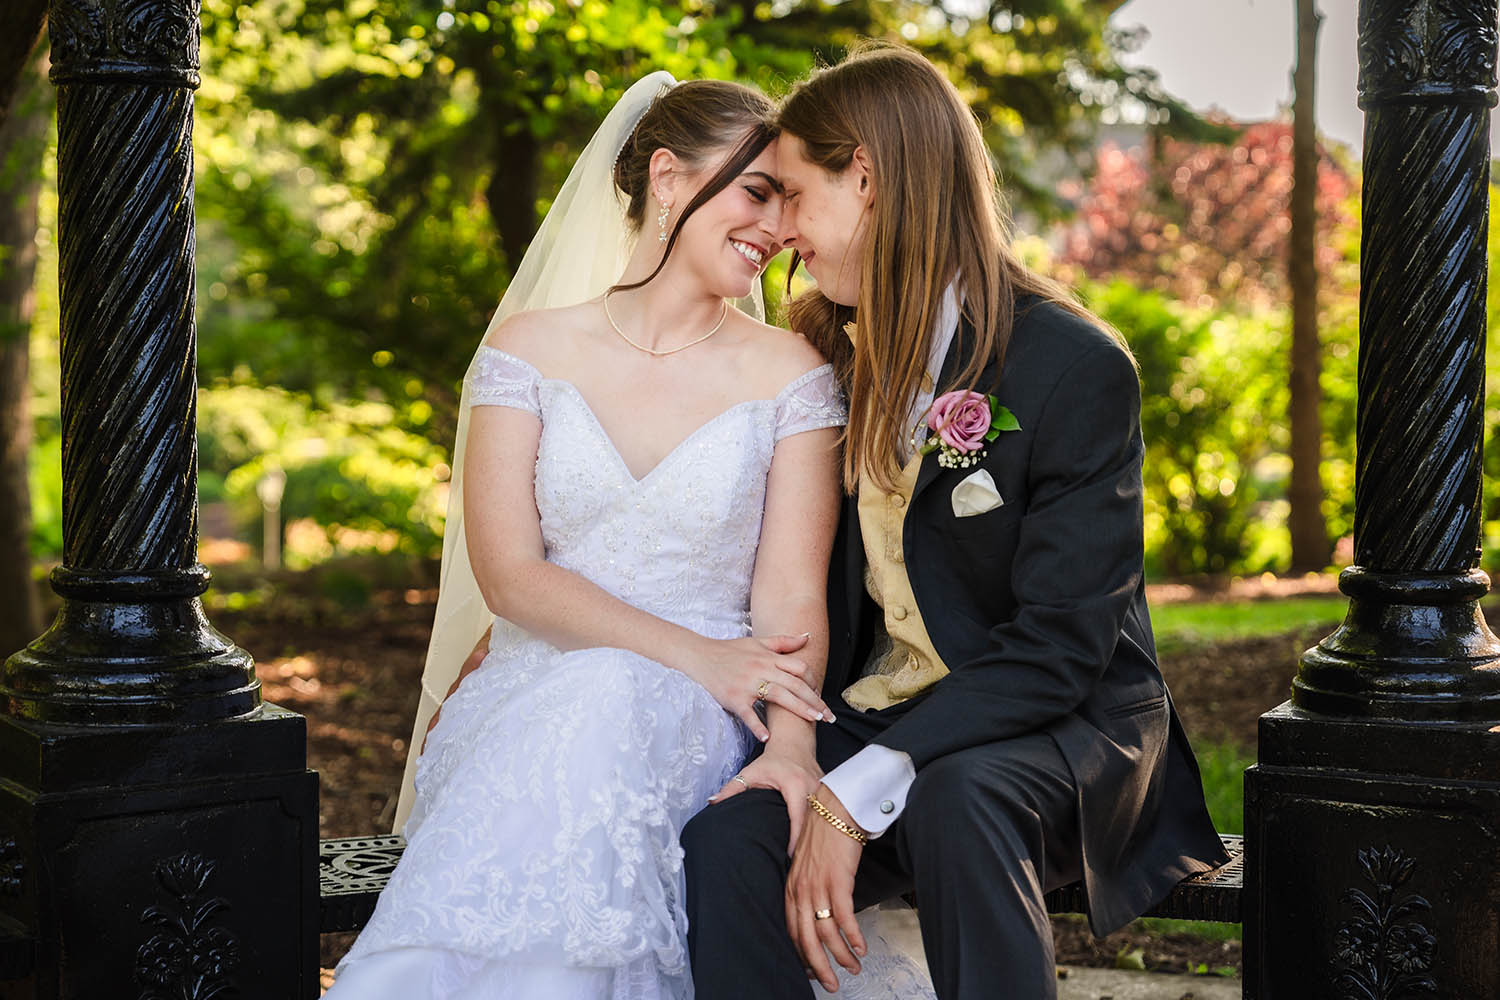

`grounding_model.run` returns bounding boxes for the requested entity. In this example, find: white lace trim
[466,347,846,444]
[774,364,847,441]
[467,345,542,415]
